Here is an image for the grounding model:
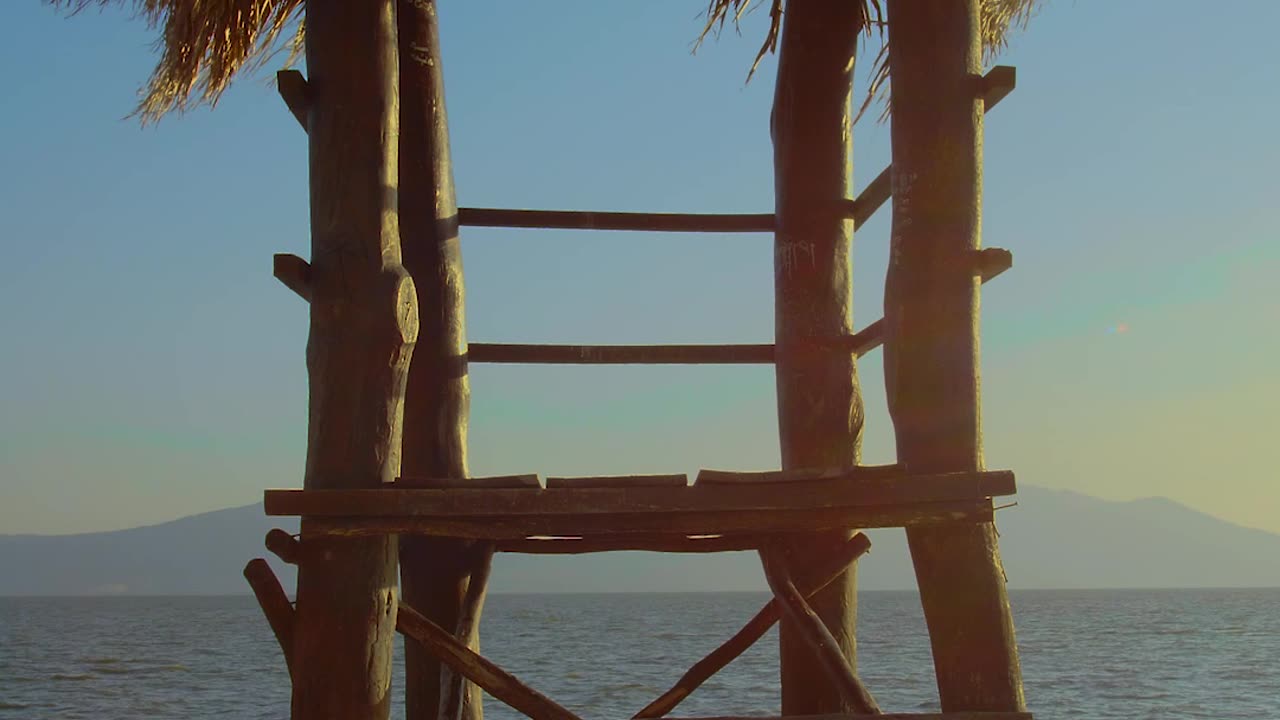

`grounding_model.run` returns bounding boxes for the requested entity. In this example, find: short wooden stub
[272,254,312,303]
[635,533,872,719]
[397,602,583,720]
[243,559,295,677]
[759,549,881,714]
[264,528,301,565]
[276,69,310,132]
